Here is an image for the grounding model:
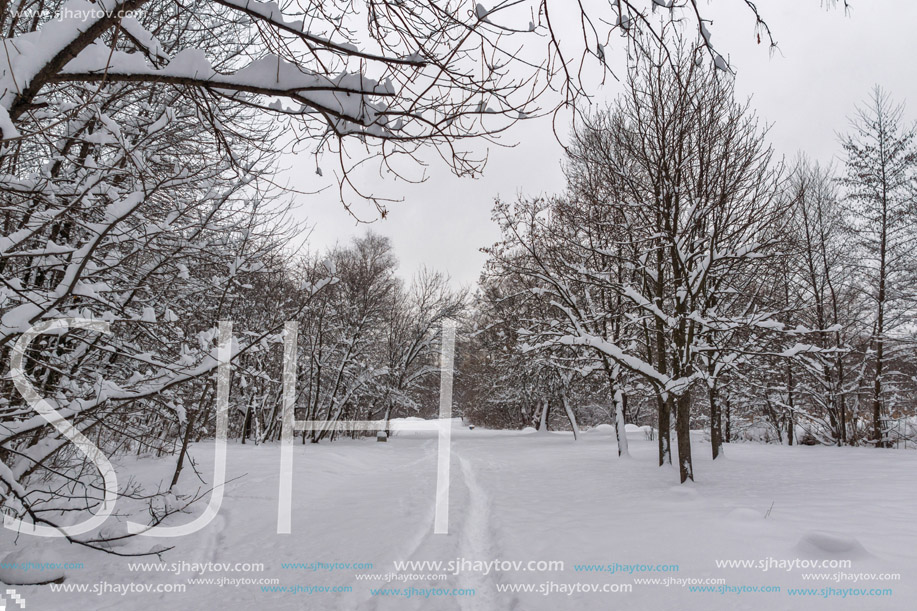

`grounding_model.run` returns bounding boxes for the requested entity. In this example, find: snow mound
[795,531,869,558]
[150,490,178,521]
[725,507,763,521]
[587,423,654,437]
[0,547,66,585]
[387,417,465,436]
[628,424,655,438]
[520,426,537,434]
